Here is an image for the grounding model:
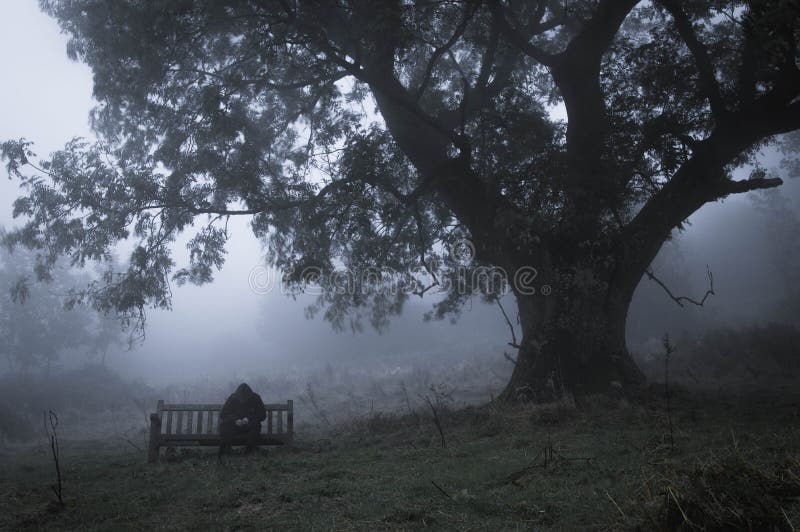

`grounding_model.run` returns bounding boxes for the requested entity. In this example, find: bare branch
[503,351,518,365]
[423,393,446,448]
[495,295,521,349]
[645,265,714,308]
